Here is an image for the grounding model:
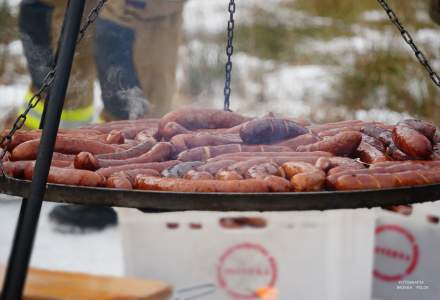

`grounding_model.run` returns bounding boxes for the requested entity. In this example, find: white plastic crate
[372,202,440,300]
[117,208,375,300]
